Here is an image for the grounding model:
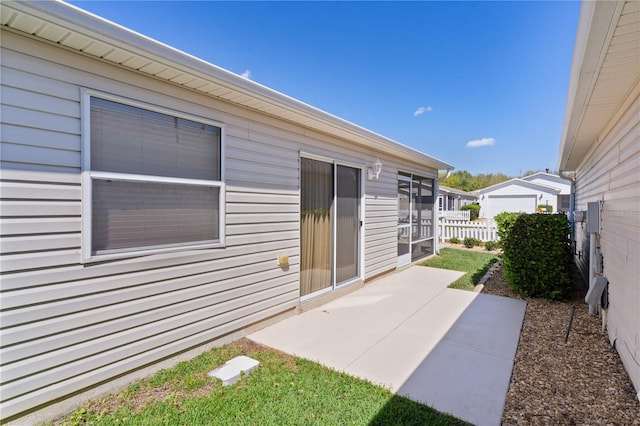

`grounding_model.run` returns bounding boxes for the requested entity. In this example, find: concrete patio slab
[248,265,526,426]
